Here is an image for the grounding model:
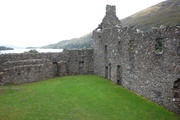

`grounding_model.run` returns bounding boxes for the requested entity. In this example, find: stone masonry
[93,5,180,113]
[0,49,93,85]
[0,5,179,113]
